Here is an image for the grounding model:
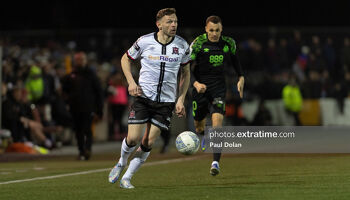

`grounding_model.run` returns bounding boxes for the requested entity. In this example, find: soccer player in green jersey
[190,16,244,176]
